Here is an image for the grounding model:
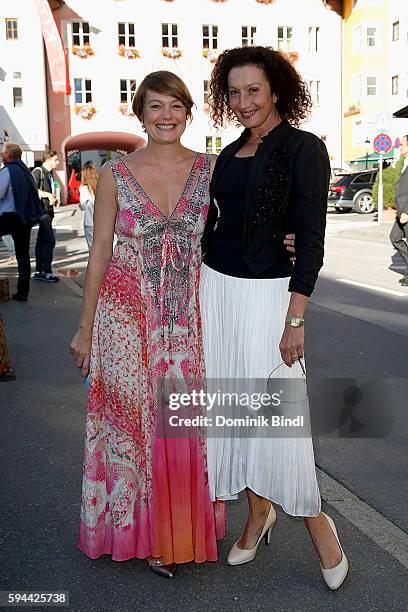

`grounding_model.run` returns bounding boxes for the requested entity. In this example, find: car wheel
[355,192,374,214]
